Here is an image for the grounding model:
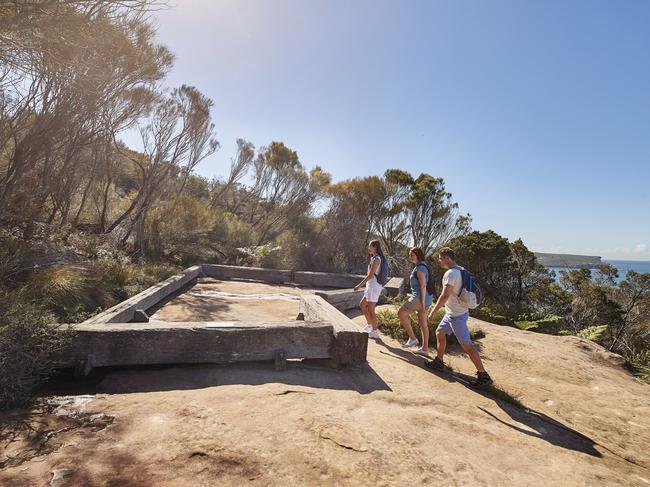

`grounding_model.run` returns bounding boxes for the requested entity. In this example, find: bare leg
[398,308,417,340]
[360,298,371,325]
[436,331,447,360]
[367,302,378,330]
[461,343,486,373]
[417,310,429,351]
